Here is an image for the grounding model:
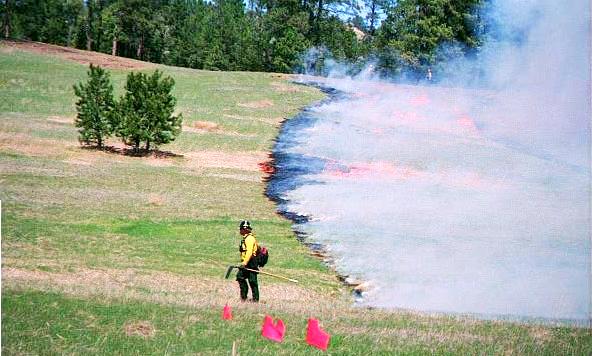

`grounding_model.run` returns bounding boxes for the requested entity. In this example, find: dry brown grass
[142,157,175,167]
[62,158,93,166]
[205,173,261,182]
[2,267,342,315]
[0,159,69,177]
[0,42,15,53]
[237,99,274,109]
[124,321,156,338]
[148,193,165,206]
[47,116,74,125]
[0,132,69,157]
[223,114,283,126]
[61,145,133,166]
[183,150,267,172]
[333,325,494,345]
[1,40,153,70]
[182,121,254,137]
[529,326,553,344]
[269,73,295,80]
[270,82,302,93]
